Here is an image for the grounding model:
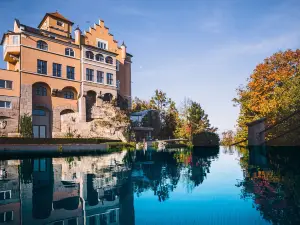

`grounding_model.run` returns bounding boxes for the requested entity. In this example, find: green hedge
[0,138,121,145]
